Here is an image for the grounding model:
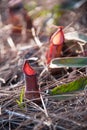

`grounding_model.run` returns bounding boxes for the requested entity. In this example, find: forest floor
[0,0,87,130]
